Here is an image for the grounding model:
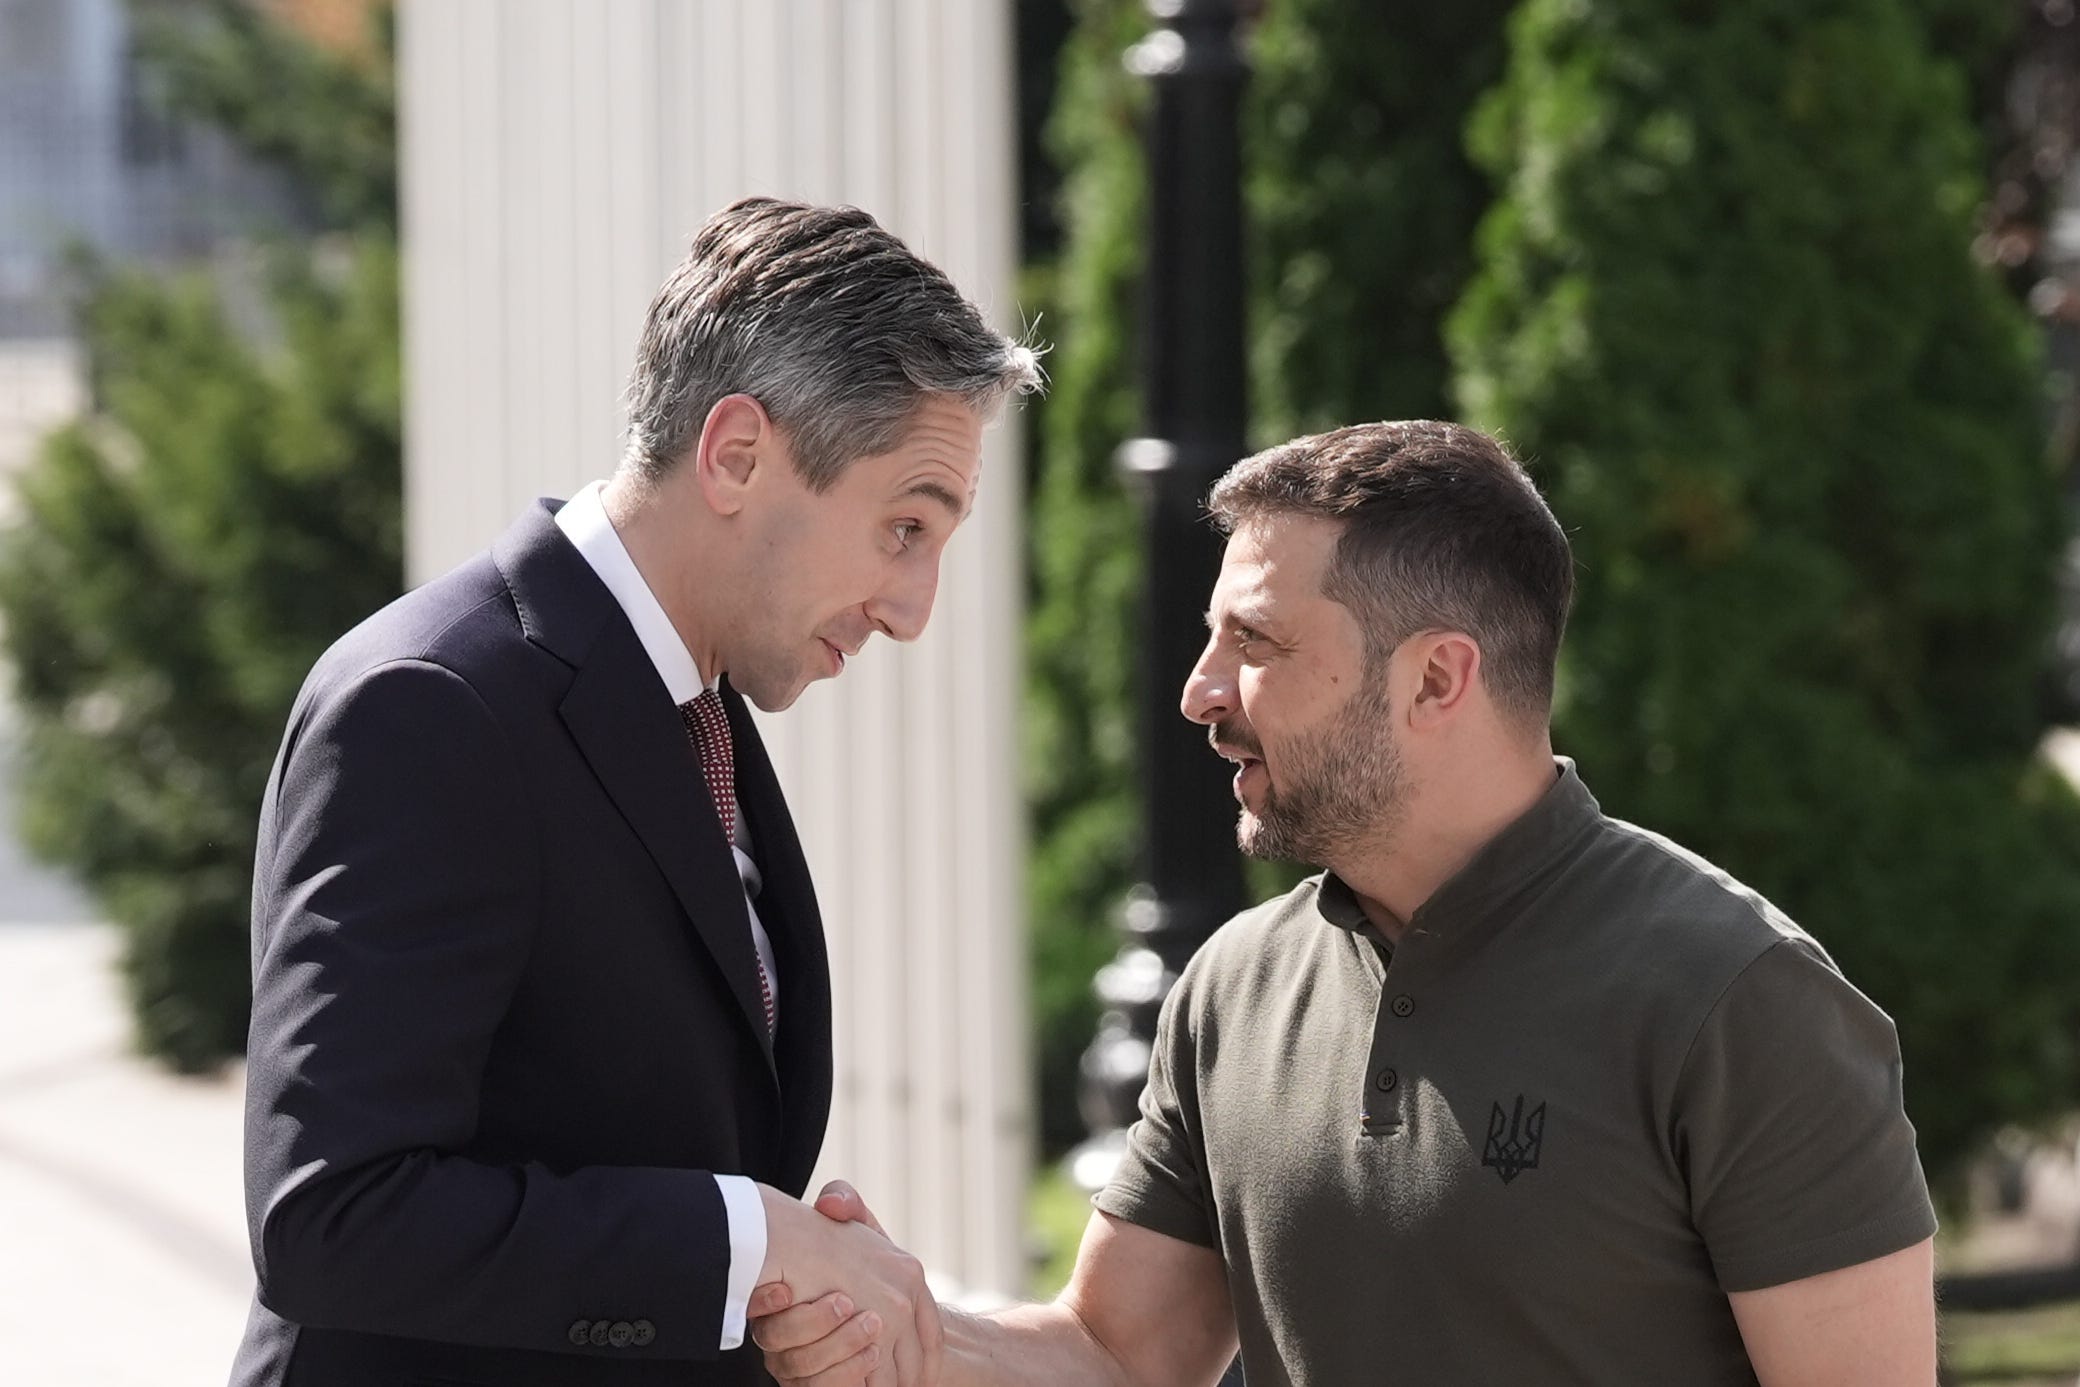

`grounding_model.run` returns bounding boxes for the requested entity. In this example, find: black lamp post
[1070,0,1251,1194]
